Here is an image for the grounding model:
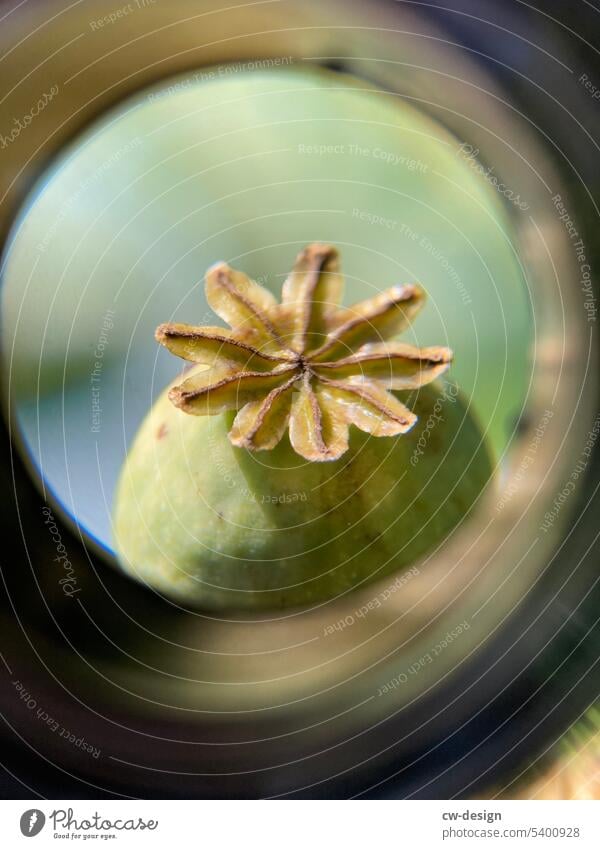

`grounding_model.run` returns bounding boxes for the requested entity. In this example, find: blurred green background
[1,67,531,551]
